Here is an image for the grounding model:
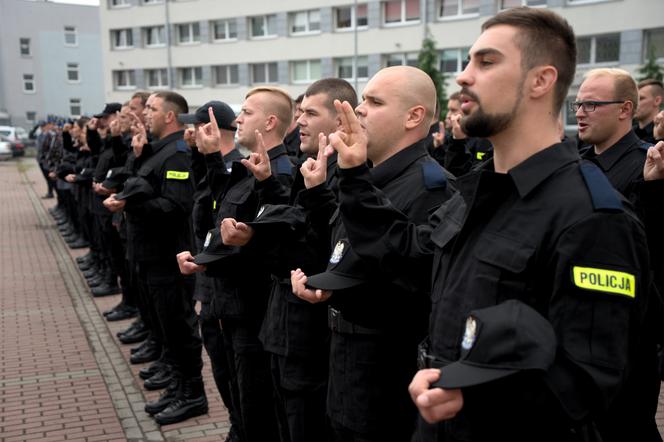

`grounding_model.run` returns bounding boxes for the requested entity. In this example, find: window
[644,28,664,61]
[214,65,239,86]
[438,0,480,18]
[64,26,77,46]
[291,60,321,83]
[576,34,620,65]
[563,97,578,127]
[113,70,136,90]
[67,63,80,82]
[439,48,470,73]
[19,38,30,56]
[251,62,278,84]
[112,29,133,49]
[23,74,35,93]
[26,111,37,122]
[144,26,165,47]
[177,23,200,44]
[500,0,546,7]
[385,52,418,67]
[70,99,81,117]
[146,69,168,88]
[383,0,420,25]
[336,56,369,80]
[109,0,129,7]
[250,15,277,38]
[179,67,203,88]
[289,10,321,35]
[336,4,369,30]
[142,0,163,4]
[212,19,237,41]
